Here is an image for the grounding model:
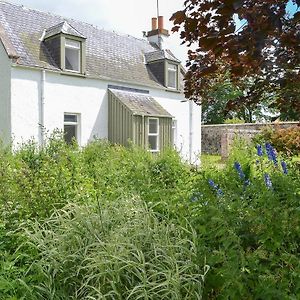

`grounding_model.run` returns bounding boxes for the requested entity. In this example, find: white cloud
[8,0,188,63]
